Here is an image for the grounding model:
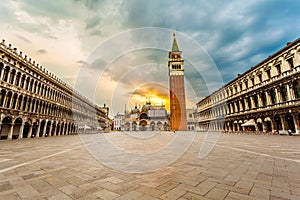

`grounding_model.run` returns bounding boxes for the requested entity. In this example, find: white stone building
[195,37,300,134]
